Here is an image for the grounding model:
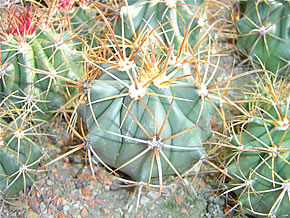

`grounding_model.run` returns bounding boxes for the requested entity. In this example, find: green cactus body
[0,29,83,118]
[0,117,42,197]
[69,6,101,37]
[114,0,208,50]
[57,2,102,47]
[236,1,290,74]
[79,58,216,182]
[226,104,289,217]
